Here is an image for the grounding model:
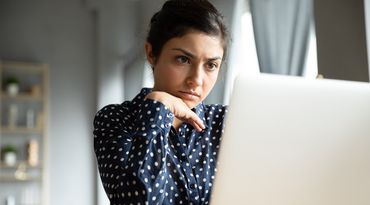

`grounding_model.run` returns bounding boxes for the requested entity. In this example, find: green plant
[4,76,19,85]
[1,145,17,154]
